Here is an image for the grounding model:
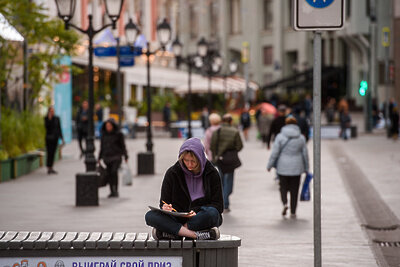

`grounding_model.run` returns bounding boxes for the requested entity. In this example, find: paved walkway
[1,124,399,266]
